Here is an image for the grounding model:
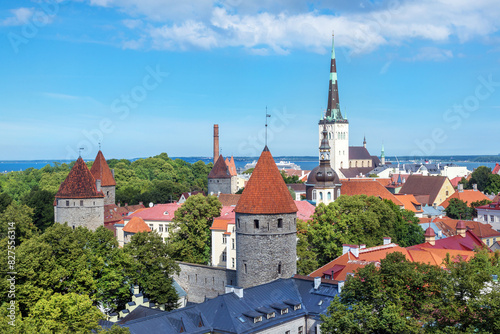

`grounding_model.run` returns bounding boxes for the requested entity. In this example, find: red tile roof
[394,194,423,213]
[225,156,237,177]
[477,200,500,211]
[210,217,233,231]
[341,179,404,206]
[294,200,315,221]
[55,157,104,199]
[423,217,500,239]
[440,189,491,208]
[493,163,500,175]
[126,203,181,221]
[235,147,298,214]
[123,216,151,233]
[407,230,485,252]
[217,194,241,206]
[449,176,462,188]
[90,150,116,186]
[208,154,231,179]
[104,203,145,224]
